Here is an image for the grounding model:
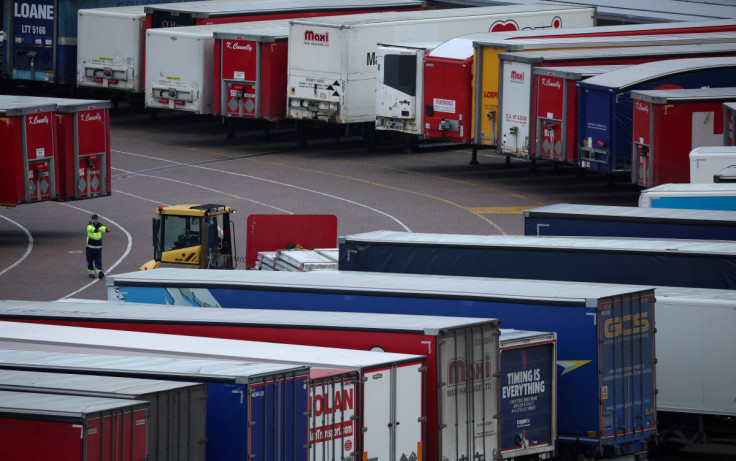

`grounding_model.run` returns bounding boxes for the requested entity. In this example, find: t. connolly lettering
[81,113,103,123]
[28,115,49,125]
[227,42,253,52]
[635,101,650,113]
[541,77,561,90]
